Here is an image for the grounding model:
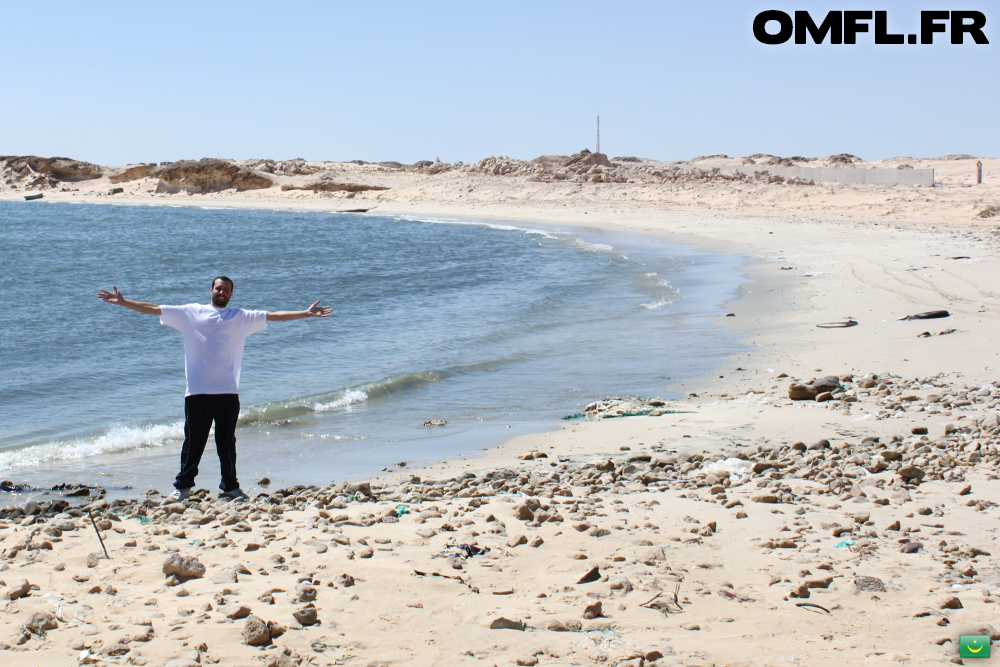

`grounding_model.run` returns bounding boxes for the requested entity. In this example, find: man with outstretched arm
[97,276,331,501]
